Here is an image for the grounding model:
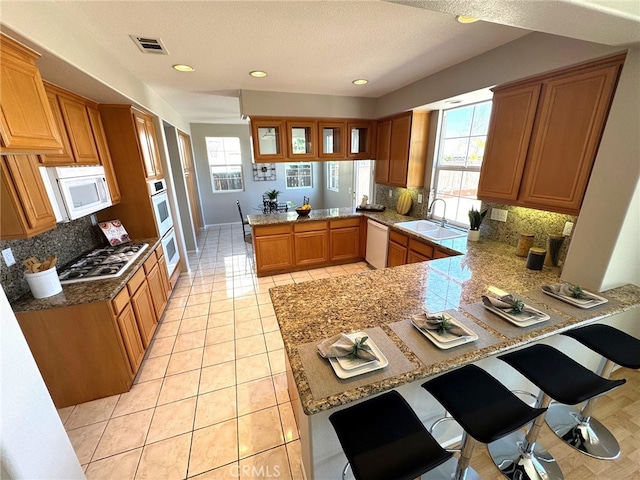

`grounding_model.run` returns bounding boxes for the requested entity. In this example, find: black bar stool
[491,344,626,480]
[545,324,640,459]
[421,364,546,480]
[329,390,453,480]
